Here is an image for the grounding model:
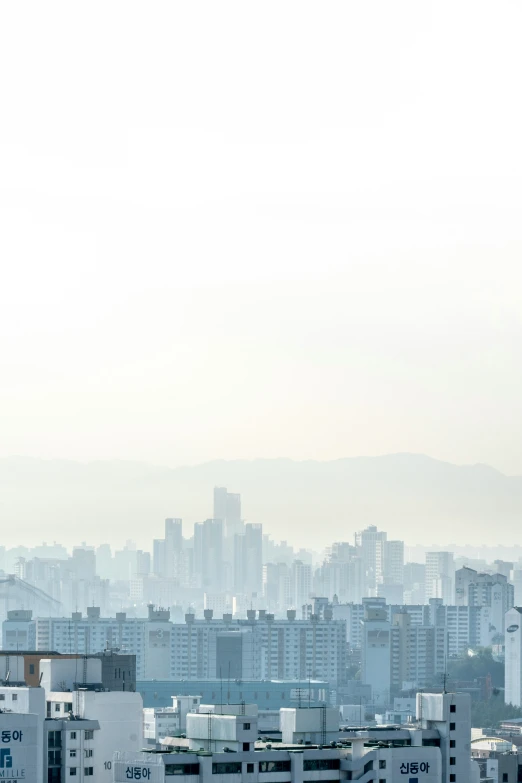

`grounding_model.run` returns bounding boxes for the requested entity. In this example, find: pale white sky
[1,1,522,473]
